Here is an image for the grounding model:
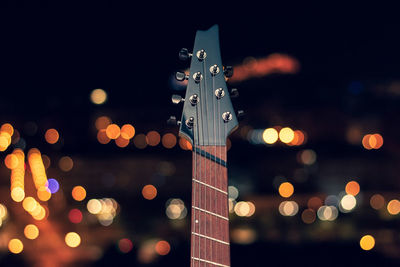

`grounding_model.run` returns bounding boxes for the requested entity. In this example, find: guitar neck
[190,145,230,267]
